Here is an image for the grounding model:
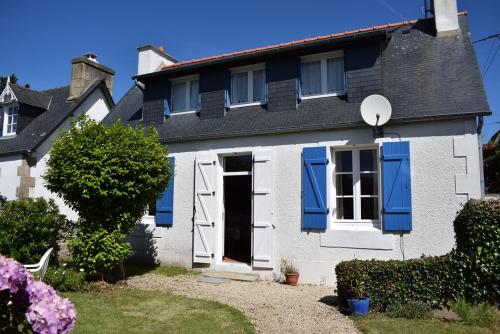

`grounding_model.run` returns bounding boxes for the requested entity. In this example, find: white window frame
[230,64,266,108]
[2,104,18,136]
[300,50,346,100]
[170,75,200,115]
[330,146,381,228]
